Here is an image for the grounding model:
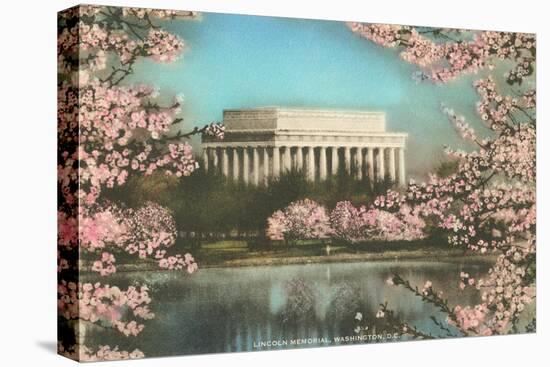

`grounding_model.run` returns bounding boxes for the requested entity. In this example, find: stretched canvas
[57,4,537,362]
